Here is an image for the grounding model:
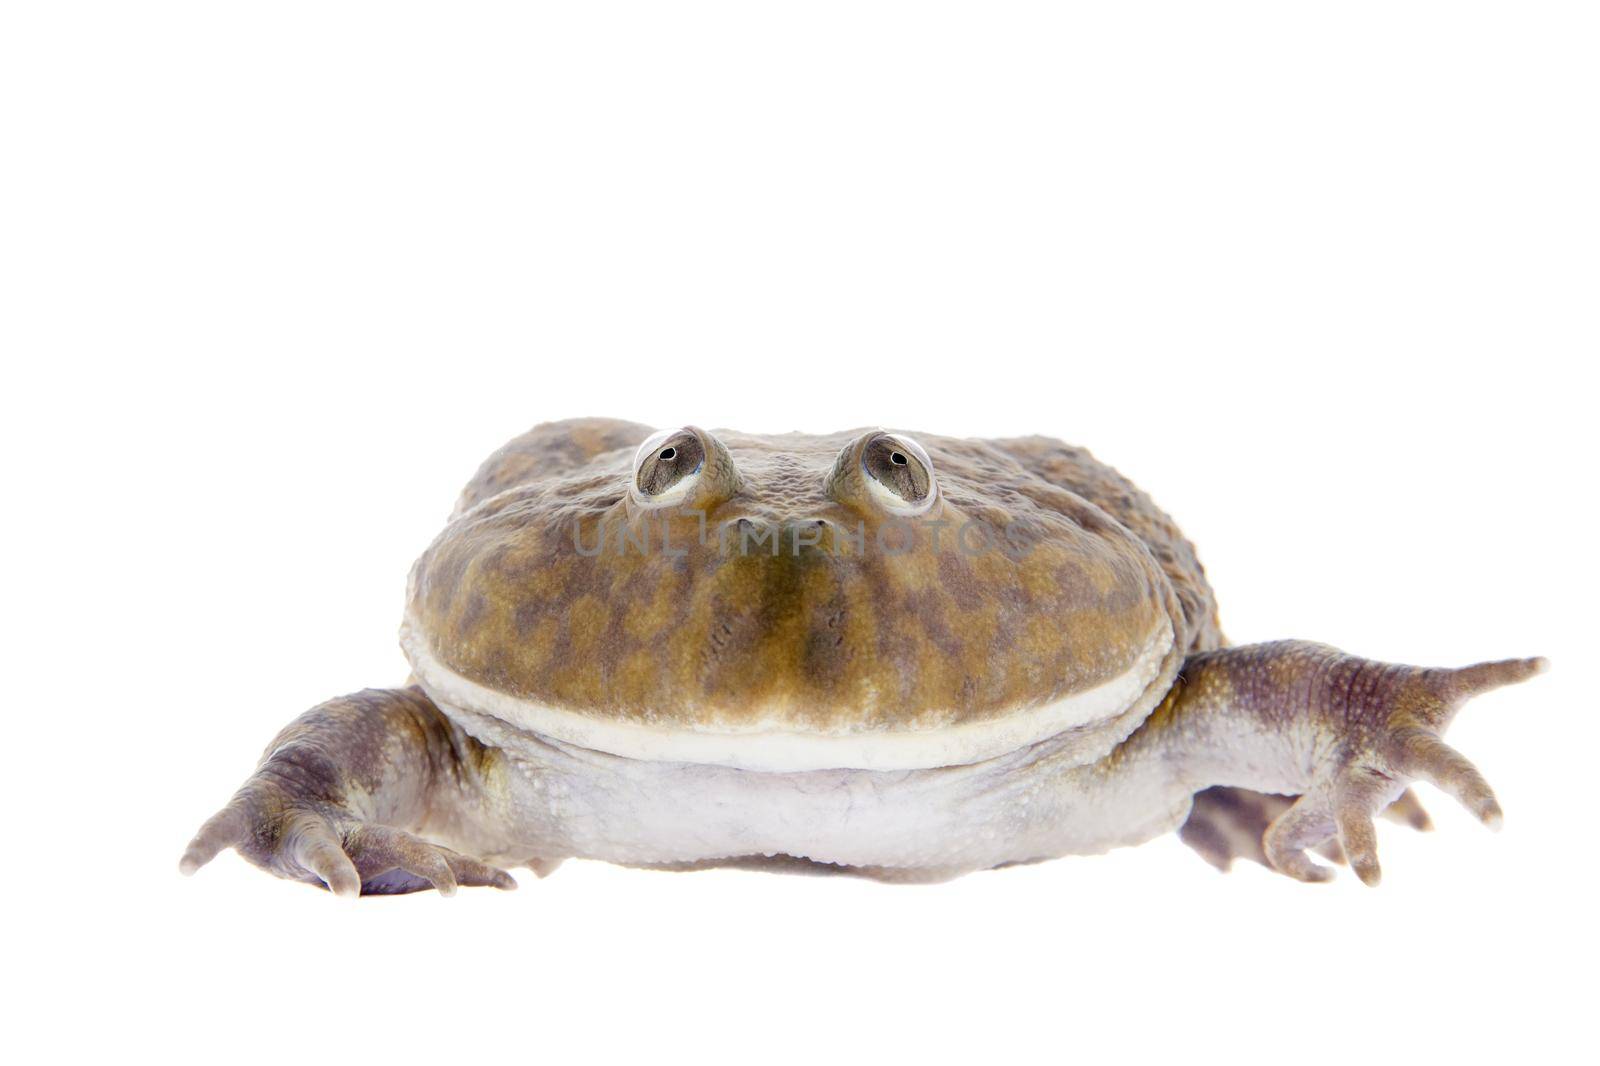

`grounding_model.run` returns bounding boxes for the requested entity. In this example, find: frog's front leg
[180,687,519,896]
[1131,641,1545,885]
